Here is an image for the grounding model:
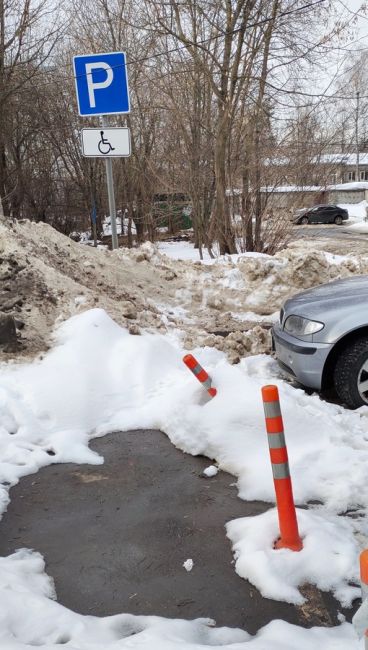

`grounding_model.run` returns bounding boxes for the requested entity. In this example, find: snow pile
[338,200,368,223]
[0,550,358,648]
[227,508,359,606]
[2,219,368,364]
[231,247,368,316]
[347,222,368,234]
[3,308,368,517]
[0,308,367,647]
[2,307,366,517]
